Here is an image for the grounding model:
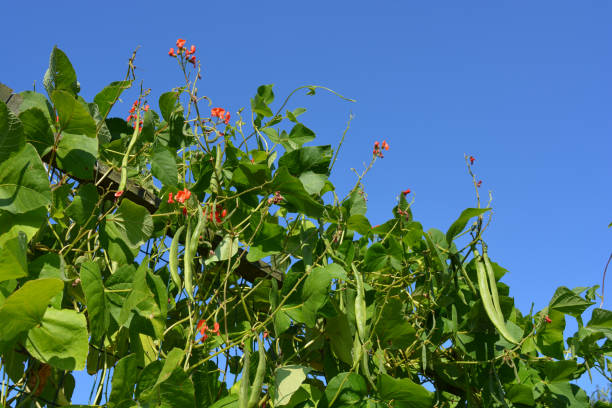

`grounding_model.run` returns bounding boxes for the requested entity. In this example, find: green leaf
[43,46,79,97]
[377,374,434,408]
[65,183,99,225]
[159,92,179,122]
[209,395,239,408]
[25,307,88,370]
[274,365,312,406]
[0,207,47,247]
[536,310,565,359]
[19,107,54,157]
[150,145,178,188]
[545,382,590,407]
[299,172,327,195]
[231,161,271,188]
[246,223,286,262]
[347,214,372,235]
[587,308,612,339]
[0,143,51,214]
[18,91,54,120]
[549,286,594,317]
[505,384,535,406]
[278,145,333,176]
[0,278,63,342]
[0,231,27,282]
[445,208,491,243]
[109,354,140,405]
[0,100,25,162]
[139,368,196,408]
[80,261,109,342]
[105,199,154,248]
[56,132,98,180]
[321,372,367,407]
[286,124,316,150]
[326,311,354,365]
[302,264,346,327]
[209,235,239,263]
[52,90,97,138]
[94,81,132,118]
[271,167,324,218]
[374,298,417,350]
